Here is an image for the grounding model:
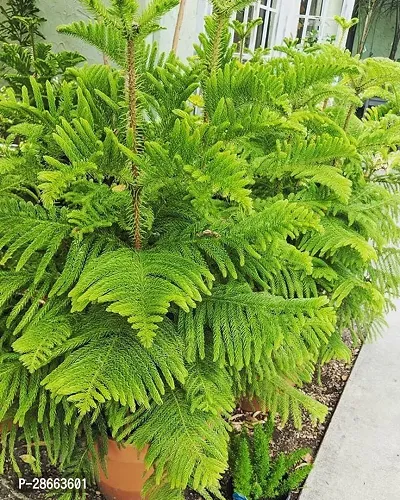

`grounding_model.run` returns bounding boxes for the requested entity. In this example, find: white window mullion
[248,1,262,52]
[260,7,271,49]
[277,0,300,45]
[243,6,250,25]
[301,0,313,40]
[318,0,330,41]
